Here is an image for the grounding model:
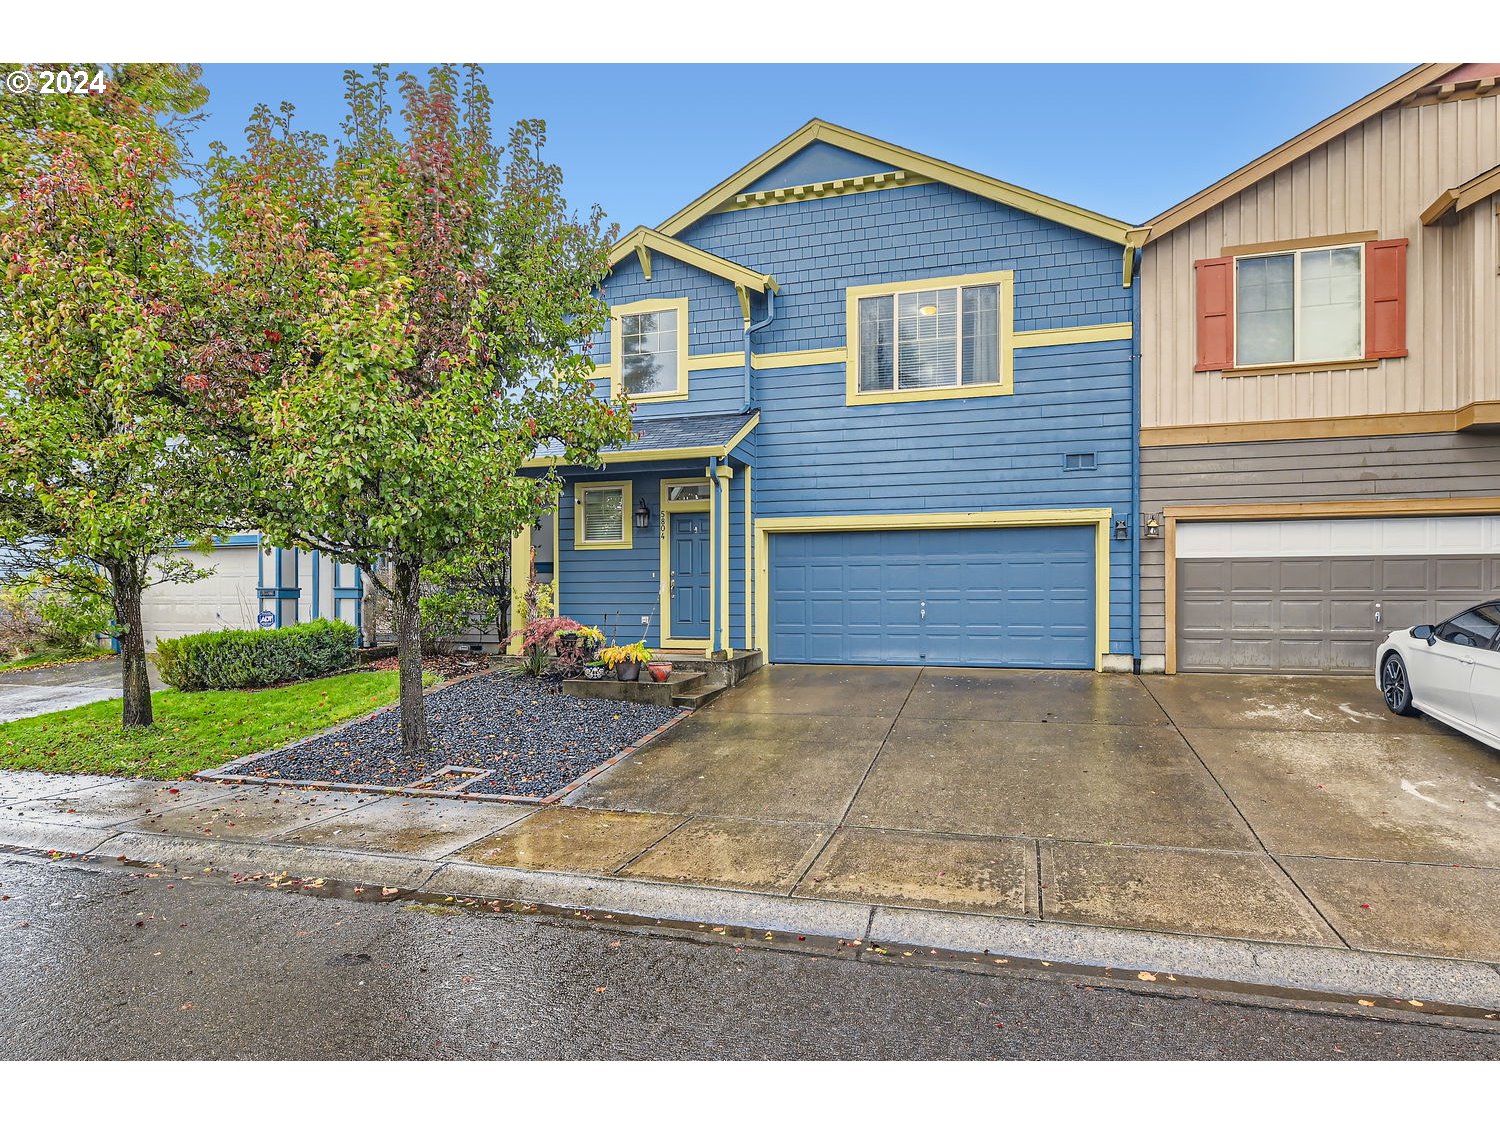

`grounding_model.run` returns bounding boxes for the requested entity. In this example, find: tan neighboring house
[1134,63,1500,674]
